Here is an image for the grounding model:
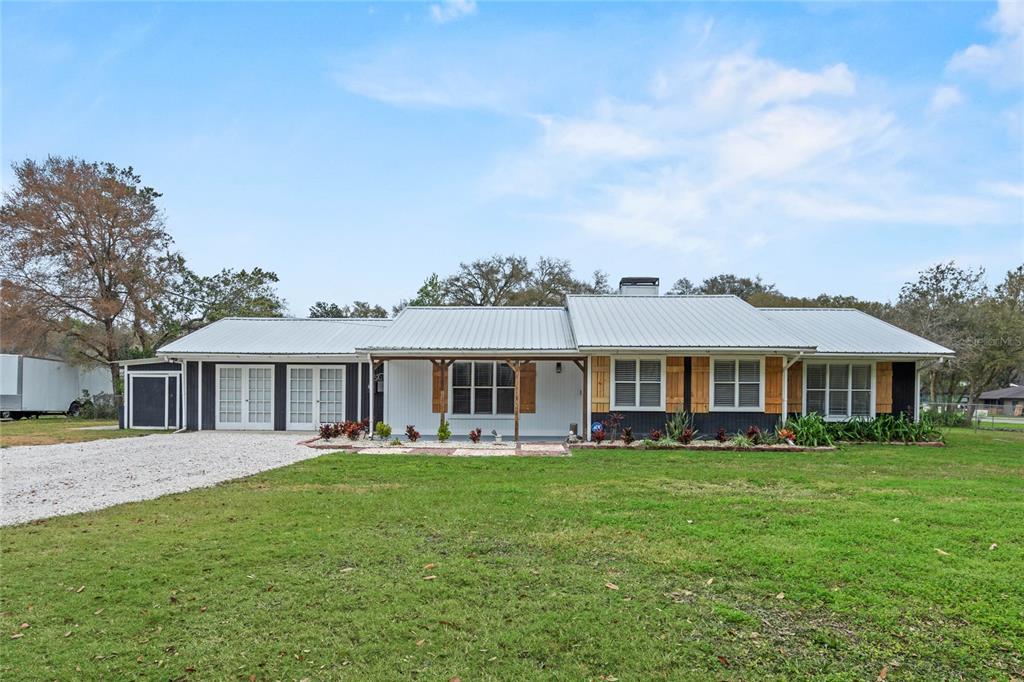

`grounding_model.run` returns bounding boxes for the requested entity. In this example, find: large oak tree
[1,157,177,387]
